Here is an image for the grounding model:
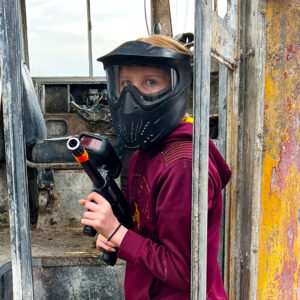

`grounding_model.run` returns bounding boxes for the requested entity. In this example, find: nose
[121,80,141,94]
[125,80,141,91]
[131,80,141,91]
[122,92,139,114]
